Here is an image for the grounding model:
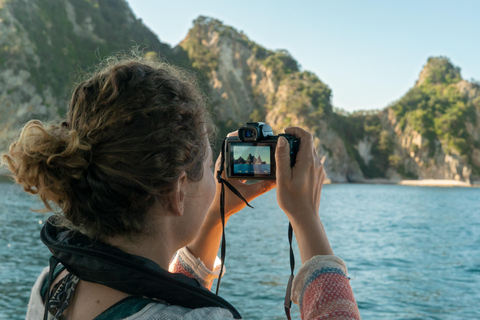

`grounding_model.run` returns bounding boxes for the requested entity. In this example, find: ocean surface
[1,182,479,320]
